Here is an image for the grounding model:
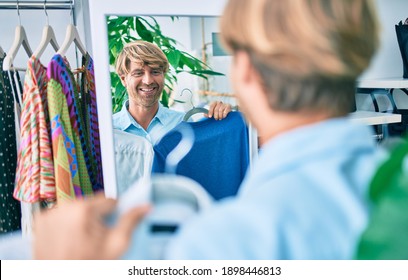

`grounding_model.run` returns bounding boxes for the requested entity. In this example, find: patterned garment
[83,55,103,191]
[74,54,103,192]
[47,54,93,200]
[14,56,55,203]
[0,54,21,233]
